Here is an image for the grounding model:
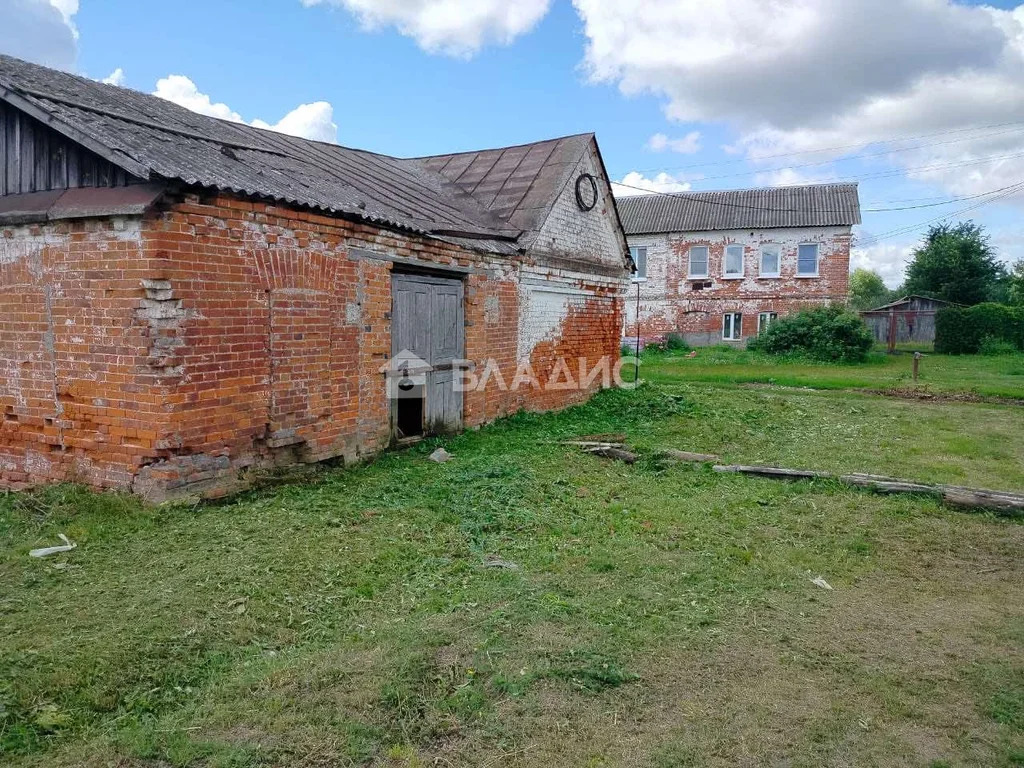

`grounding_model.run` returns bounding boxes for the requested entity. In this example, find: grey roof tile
[0,54,601,250]
[617,184,861,234]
